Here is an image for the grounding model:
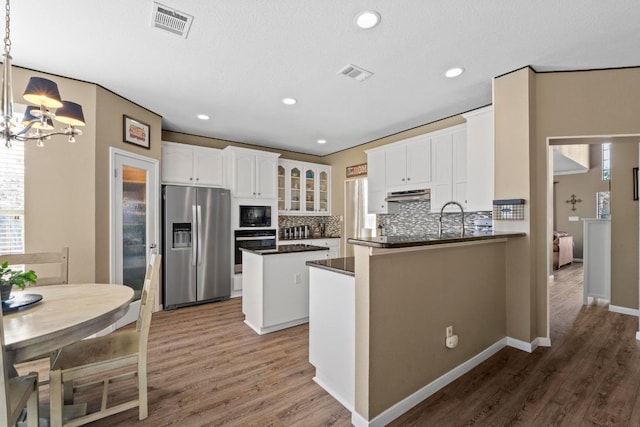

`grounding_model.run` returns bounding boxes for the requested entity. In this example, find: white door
[111,148,159,329]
